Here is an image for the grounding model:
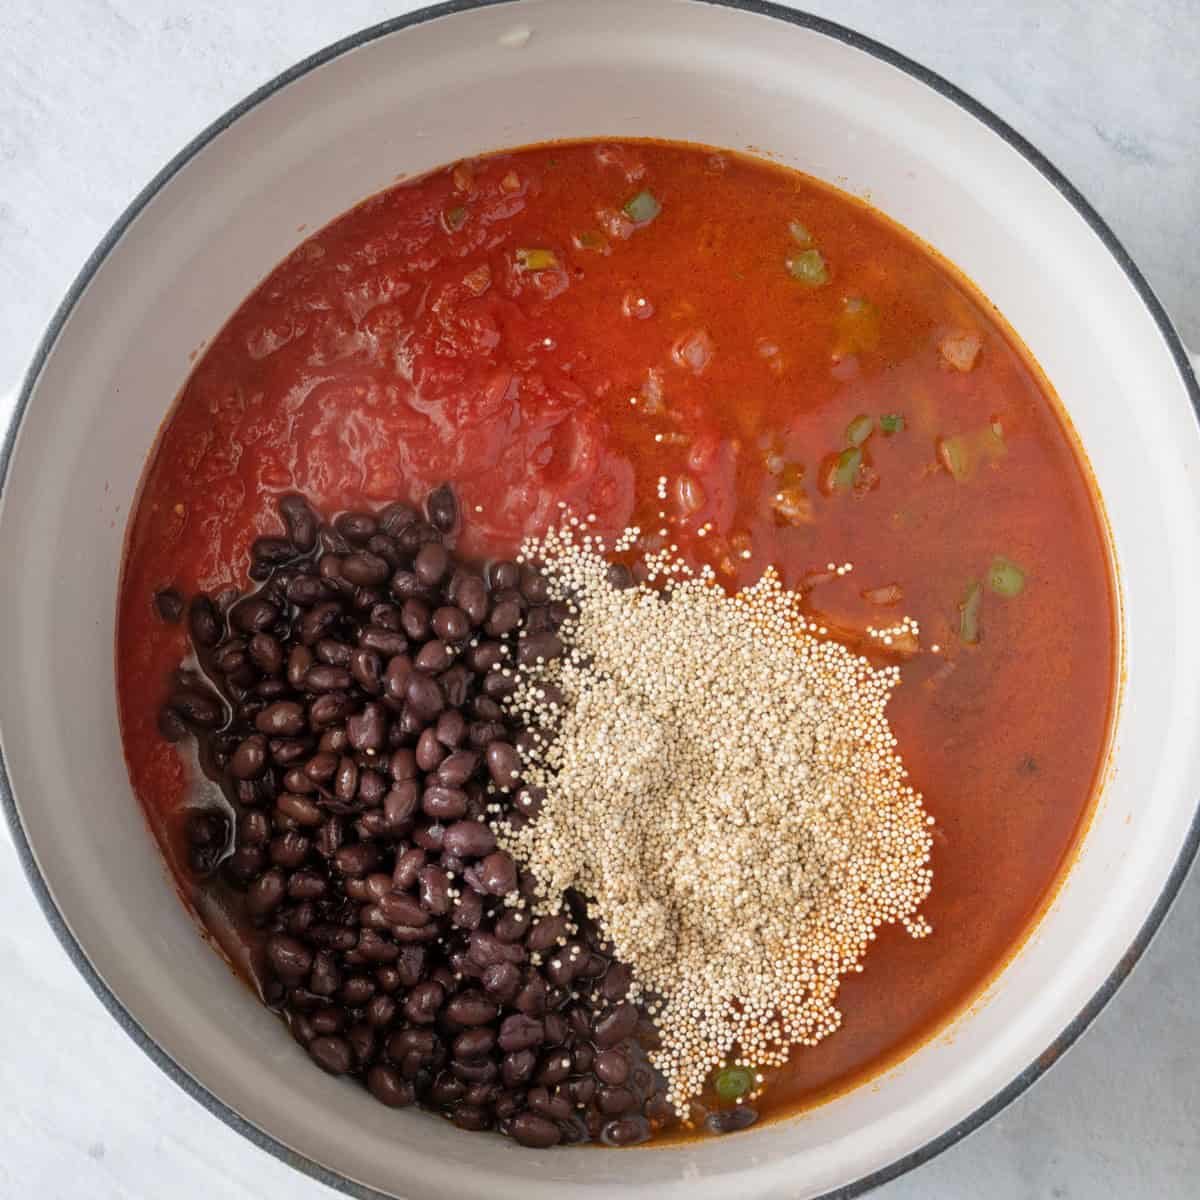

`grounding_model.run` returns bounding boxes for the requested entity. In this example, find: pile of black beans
[157,486,671,1148]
